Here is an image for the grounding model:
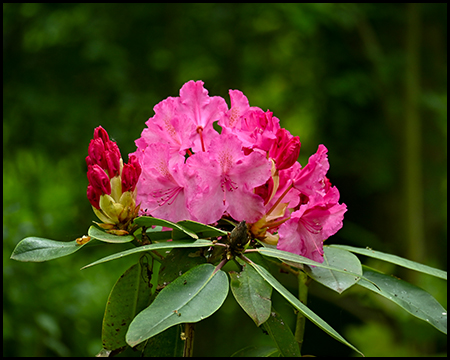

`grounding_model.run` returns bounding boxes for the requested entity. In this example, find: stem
[266,181,293,216]
[294,271,310,354]
[213,257,229,275]
[182,323,195,357]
